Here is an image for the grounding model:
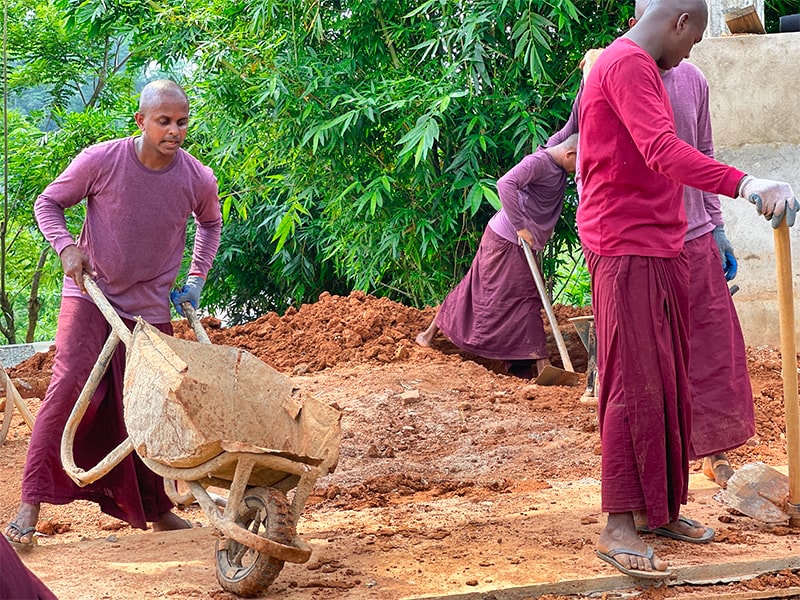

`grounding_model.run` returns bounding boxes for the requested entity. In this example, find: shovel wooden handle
[519,238,575,372]
[774,219,800,525]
